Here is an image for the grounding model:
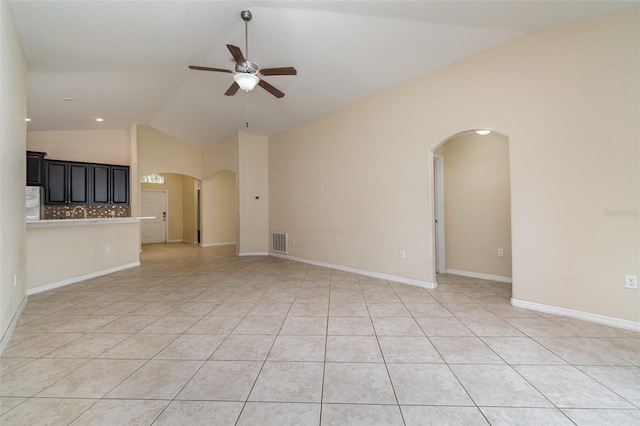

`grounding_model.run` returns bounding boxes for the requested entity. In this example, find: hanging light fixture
[233,73,259,92]
[232,10,259,93]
